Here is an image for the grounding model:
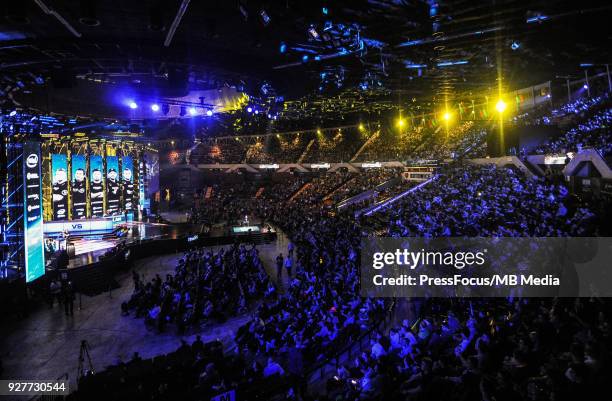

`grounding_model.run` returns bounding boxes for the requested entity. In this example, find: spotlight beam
[164,0,191,47]
[34,0,82,38]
